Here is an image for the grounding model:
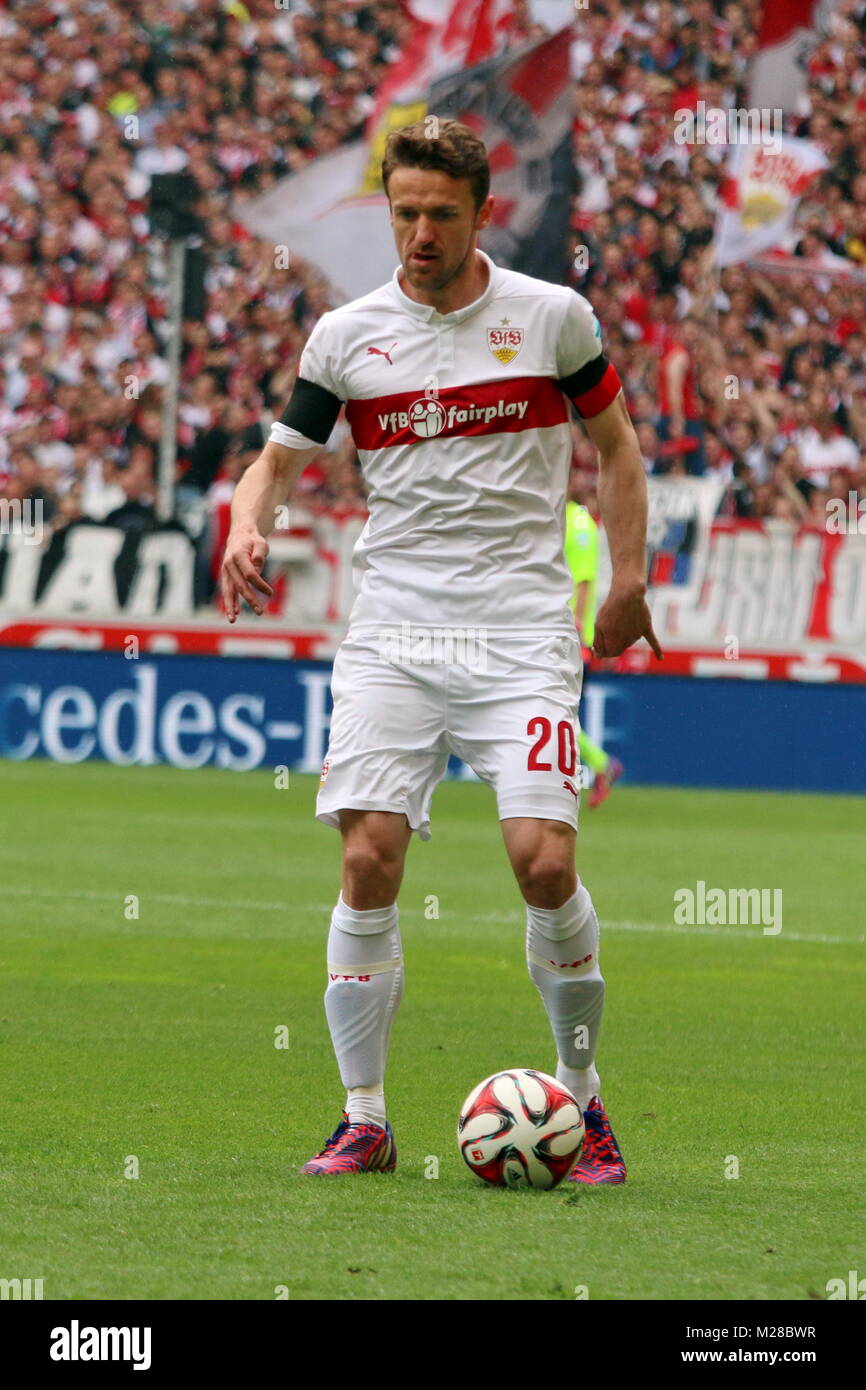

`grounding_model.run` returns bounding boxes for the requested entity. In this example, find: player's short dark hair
[382,119,490,209]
